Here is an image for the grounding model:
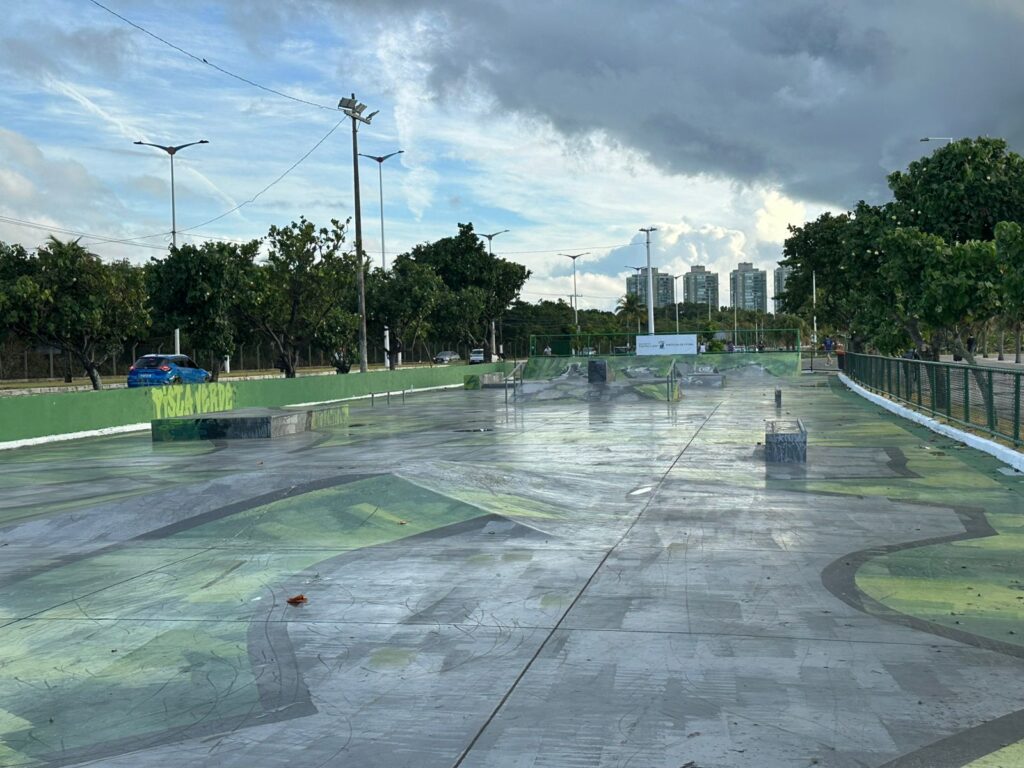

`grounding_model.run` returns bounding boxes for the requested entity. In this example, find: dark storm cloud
[316,0,1024,207]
